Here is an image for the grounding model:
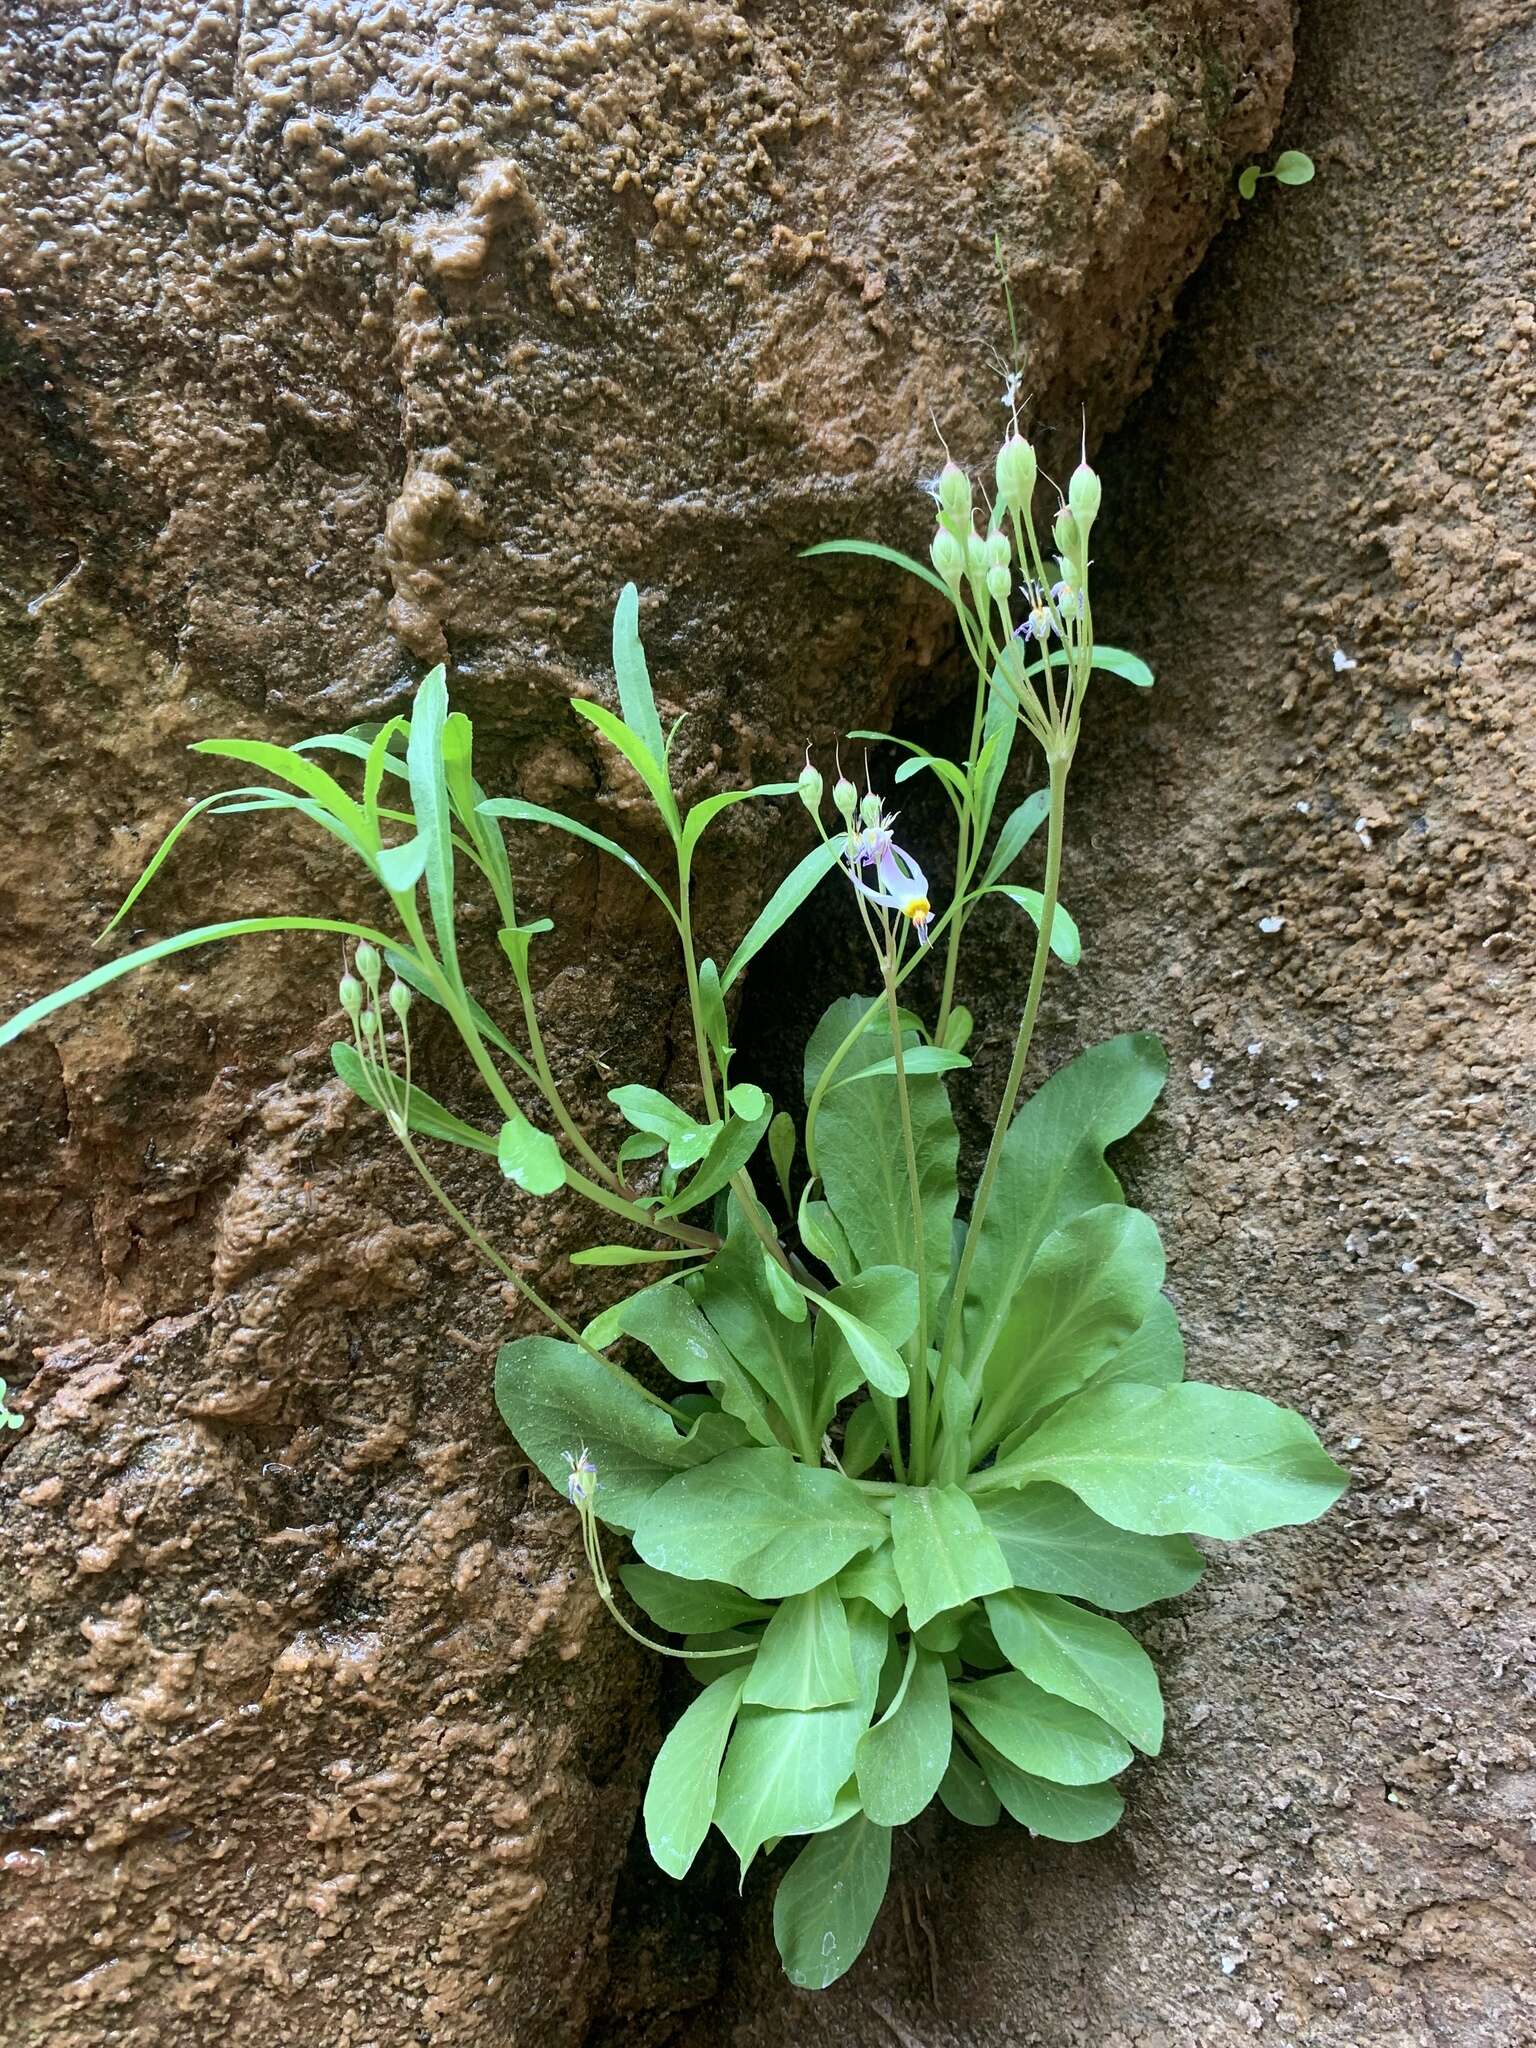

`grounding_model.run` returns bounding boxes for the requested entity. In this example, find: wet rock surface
[661,0,1536,2042]
[0,4,1294,2042]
